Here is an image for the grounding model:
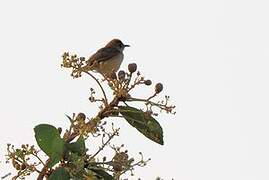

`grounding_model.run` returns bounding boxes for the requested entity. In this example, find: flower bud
[118,70,125,80]
[79,57,85,61]
[15,164,21,170]
[108,82,113,87]
[12,159,18,167]
[155,83,163,93]
[21,163,26,170]
[128,63,137,73]
[89,96,95,102]
[126,93,131,99]
[144,80,152,86]
[129,158,134,163]
[77,113,86,121]
[29,166,35,171]
[110,72,117,80]
[113,163,122,172]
